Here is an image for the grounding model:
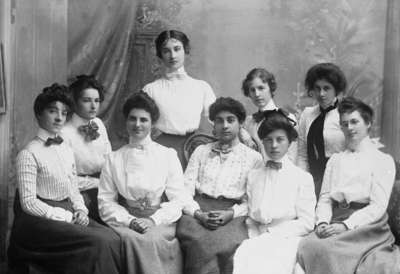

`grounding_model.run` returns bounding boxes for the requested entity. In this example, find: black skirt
[8,192,123,274]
